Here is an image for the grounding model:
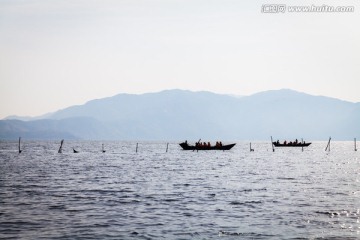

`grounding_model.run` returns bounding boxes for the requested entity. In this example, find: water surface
[0,141,359,239]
